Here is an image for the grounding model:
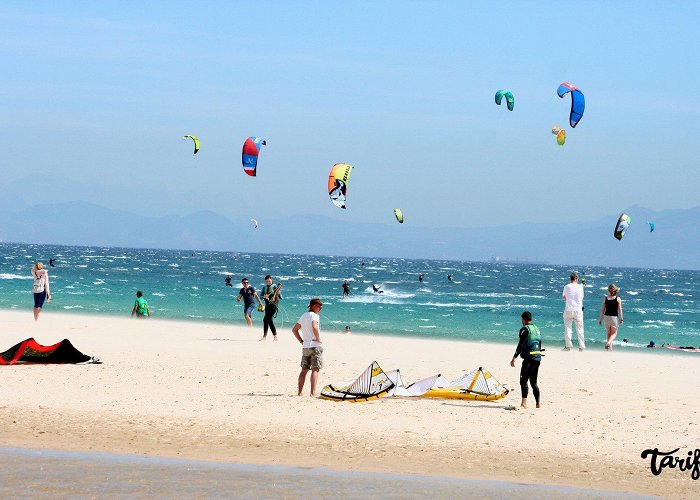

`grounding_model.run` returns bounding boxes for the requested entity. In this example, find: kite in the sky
[557,82,585,128]
[242,137,266,176]
[614,213,631,240]
[328,163,353,209]
[251,218,258,229]
[648,221,655,232]
[394,208,404,223]
[494,90,514,111]
[183,135,200,154]
[551,126,566,146]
